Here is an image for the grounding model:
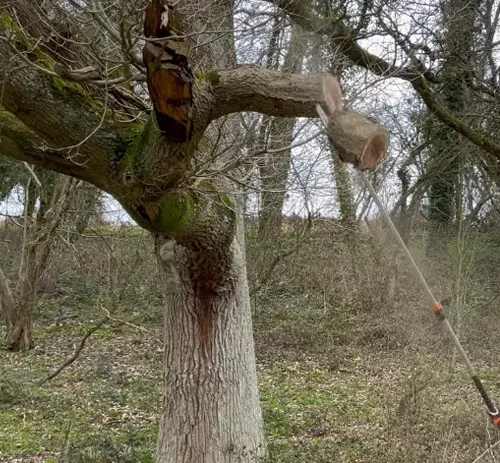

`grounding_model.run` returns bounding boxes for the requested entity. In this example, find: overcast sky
[0,3,420,224]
